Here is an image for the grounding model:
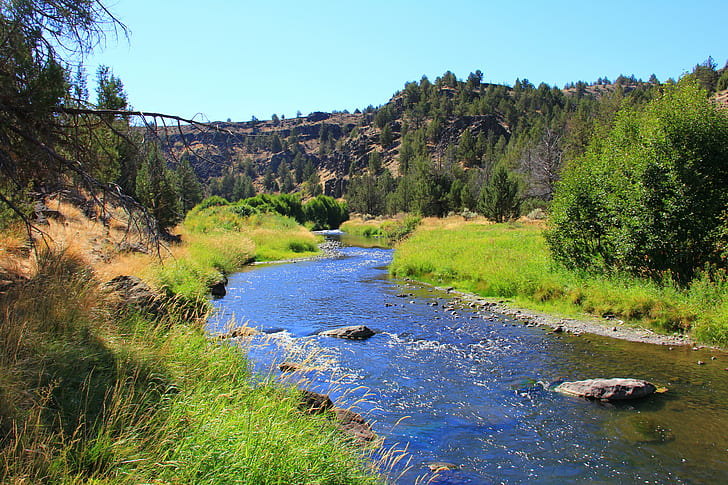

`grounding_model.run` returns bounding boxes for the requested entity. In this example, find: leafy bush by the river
[391,220,728,344]
[546,80,728,284]
[192,194,349,231]
[303,195,349,230]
